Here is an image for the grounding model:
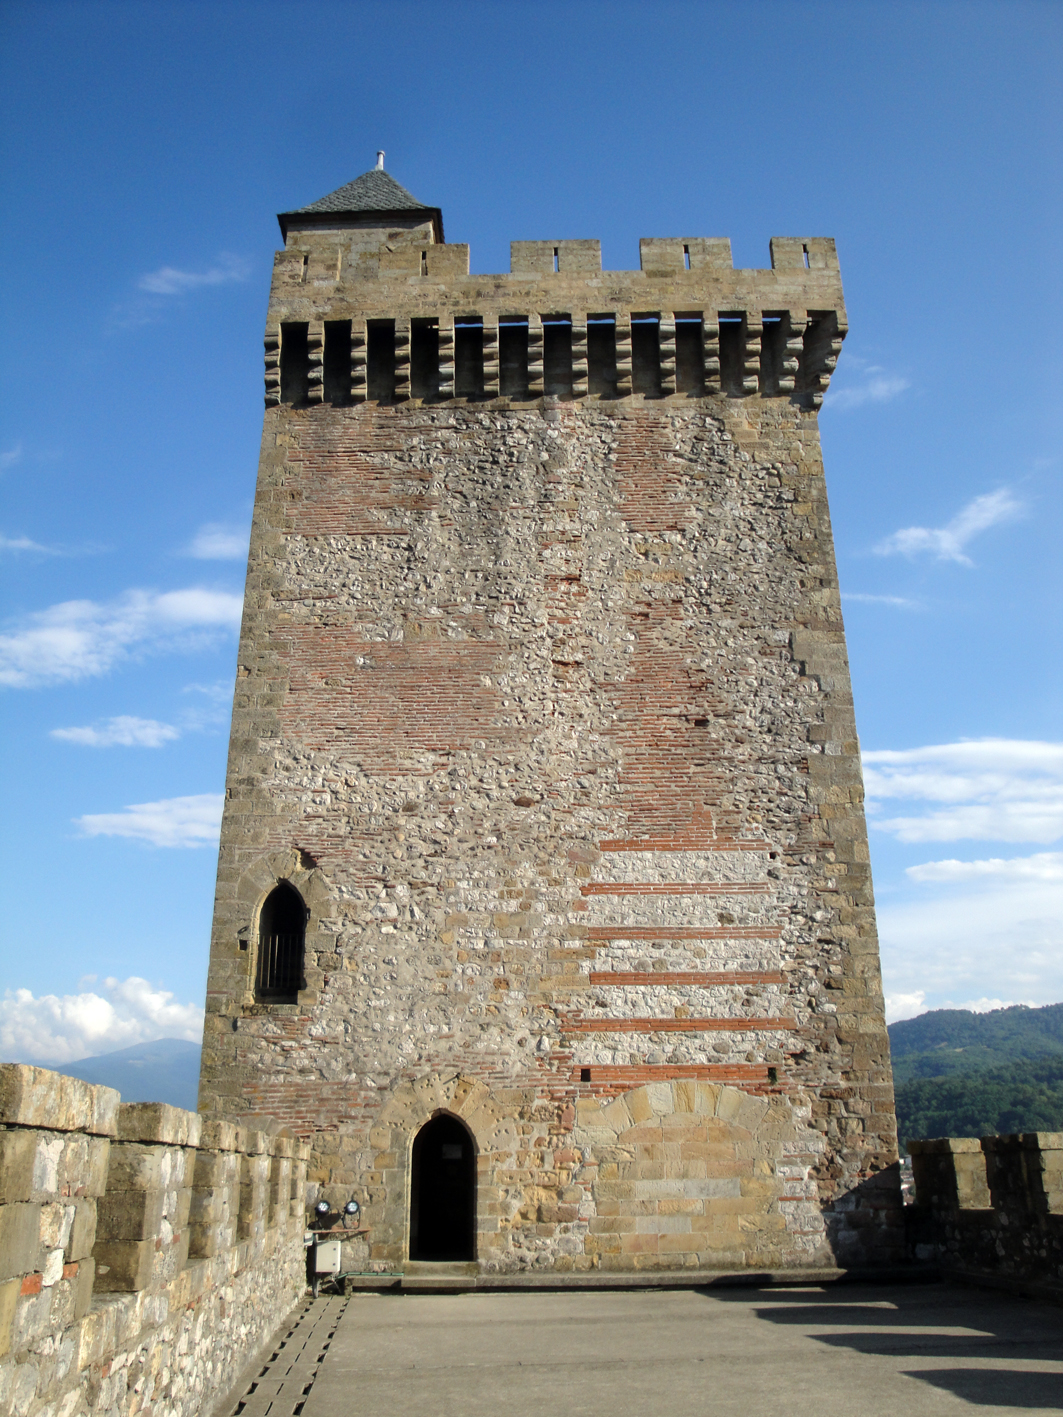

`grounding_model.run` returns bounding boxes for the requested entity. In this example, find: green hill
[887,1002,1063,1150]
[888,1001,1063,1084]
